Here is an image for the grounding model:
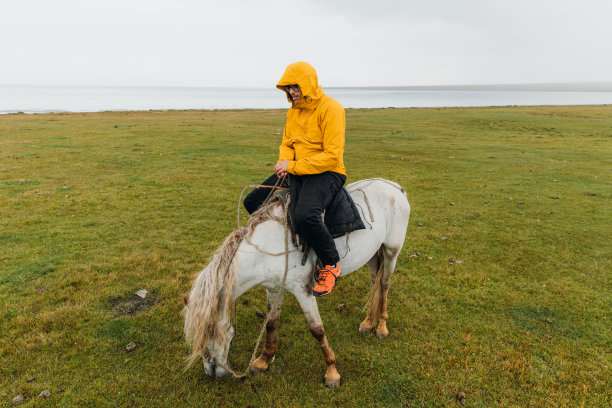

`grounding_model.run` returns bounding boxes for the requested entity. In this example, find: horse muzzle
[204,360,229,381]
